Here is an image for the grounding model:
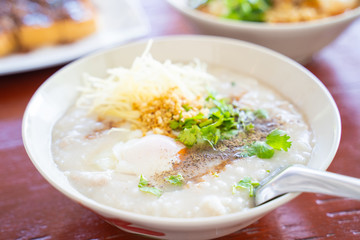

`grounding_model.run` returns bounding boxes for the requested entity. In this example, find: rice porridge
[51,53,313,218]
